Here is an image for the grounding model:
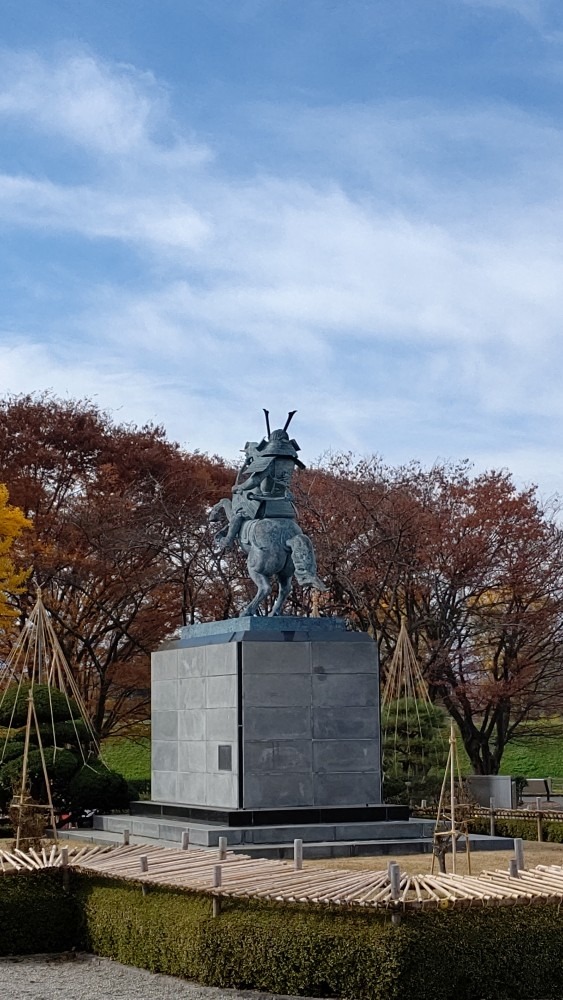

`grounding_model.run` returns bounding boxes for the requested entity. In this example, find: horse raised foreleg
[240,568,272,617]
